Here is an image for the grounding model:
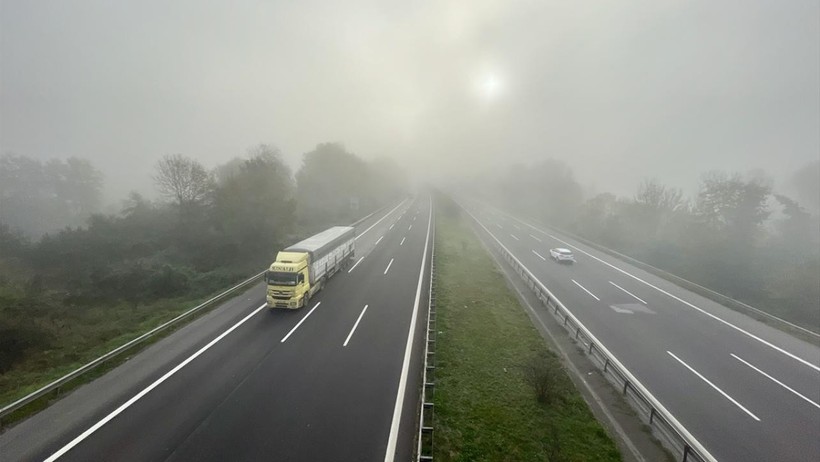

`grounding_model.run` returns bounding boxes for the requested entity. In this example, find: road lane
[465,200,820,462]
[1,197,430,462]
